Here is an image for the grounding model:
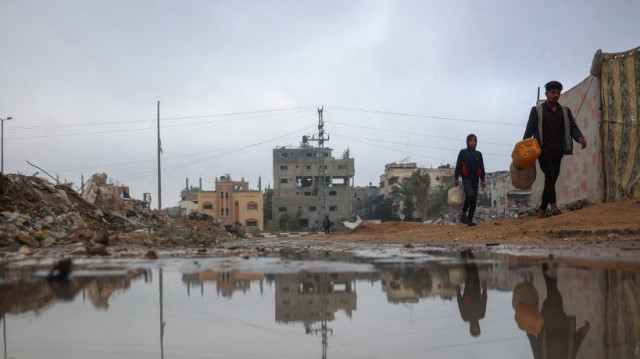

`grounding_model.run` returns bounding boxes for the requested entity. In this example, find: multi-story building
[379,161,454,219]
[272,145,354,230]
[379,162,454,196]
[353,184,380,220]
[179,175,264,231]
